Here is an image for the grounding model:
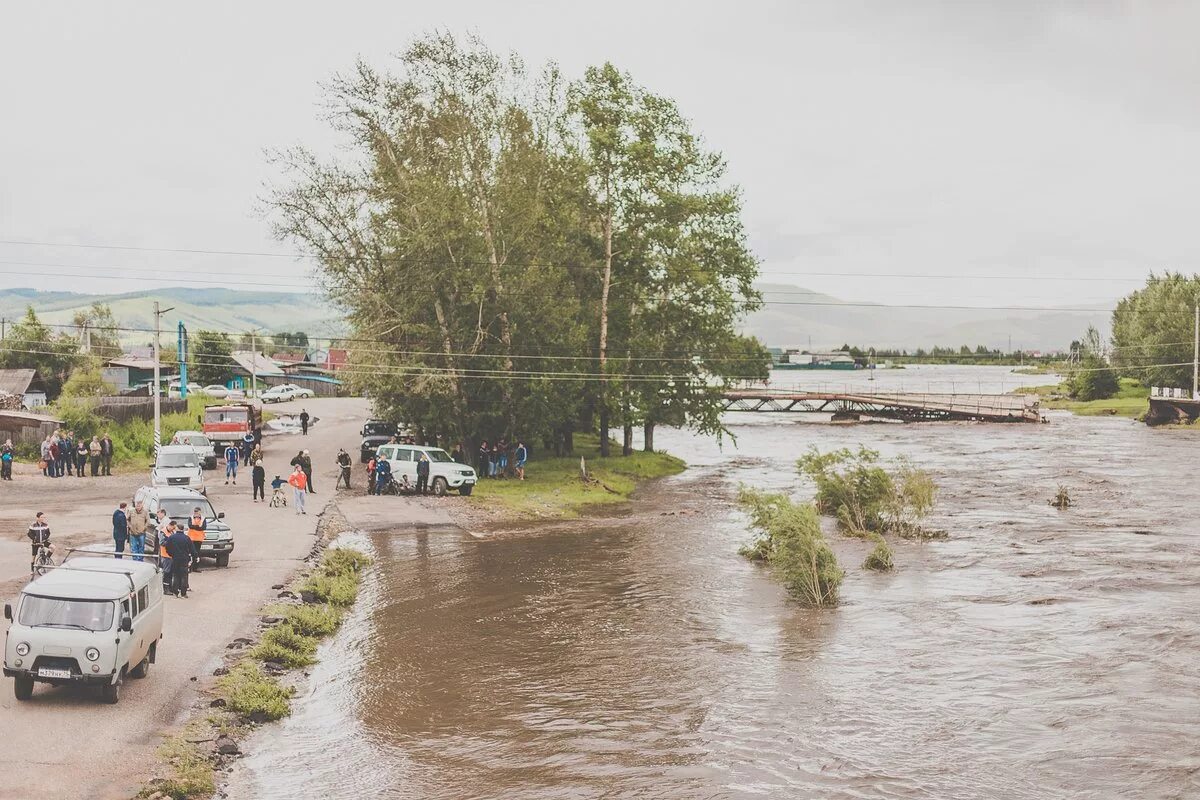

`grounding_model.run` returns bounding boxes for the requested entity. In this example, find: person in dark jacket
[112,502,129,559]
[416,453,431,494]
[27,512,50,572]
[75,439,88,478]
[100,433,114,476]
[62,431,74,476]
[451,443,465,464]
[252,459,266,502]
[299,409,310,435]
[164,523,193,597]
[477,440,490,479]
[187,508,206,572]
[241,431,255,466]
[1,438,13,481]
[336,448,352,489]
[373,456,391,495]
